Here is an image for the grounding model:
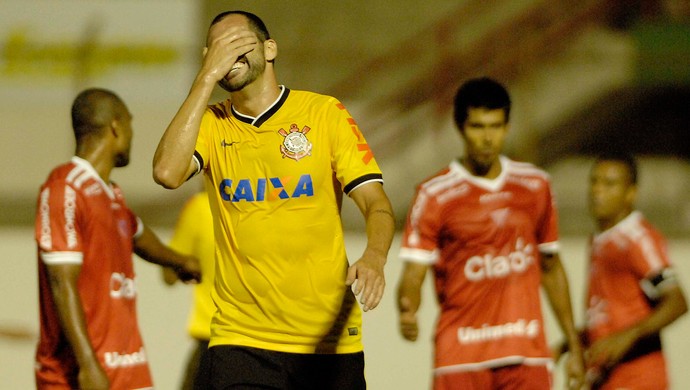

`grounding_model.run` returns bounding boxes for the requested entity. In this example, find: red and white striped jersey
[400,156,558,373]
[34,157,153,389]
